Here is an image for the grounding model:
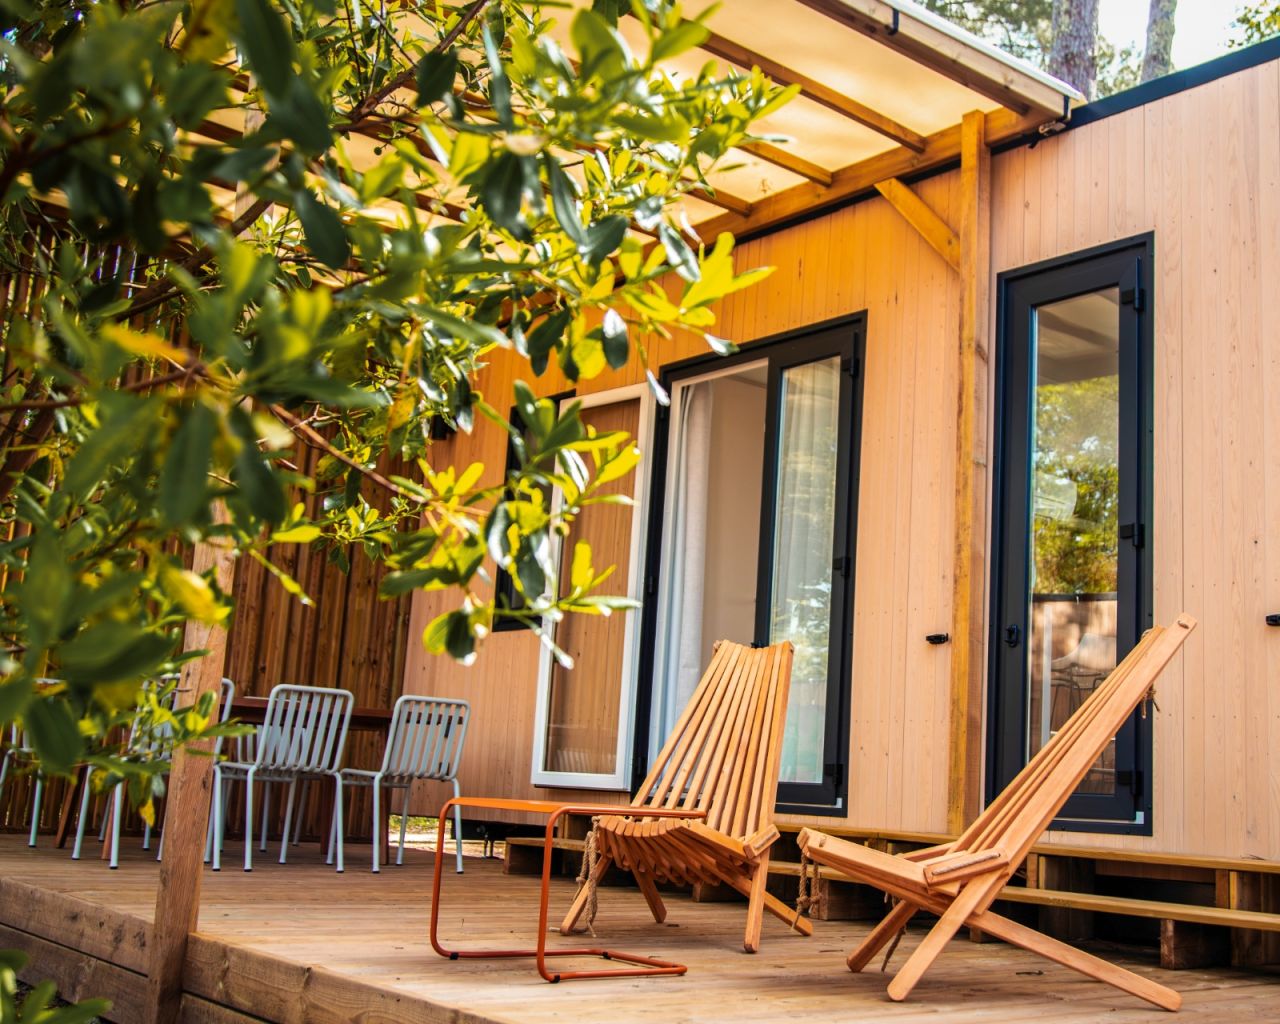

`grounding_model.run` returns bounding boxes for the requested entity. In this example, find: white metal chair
[212,684,354,872]
[0,722,40,847]
[338,695,470,873]
[71,676,236,868]
[1,678,65,847]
